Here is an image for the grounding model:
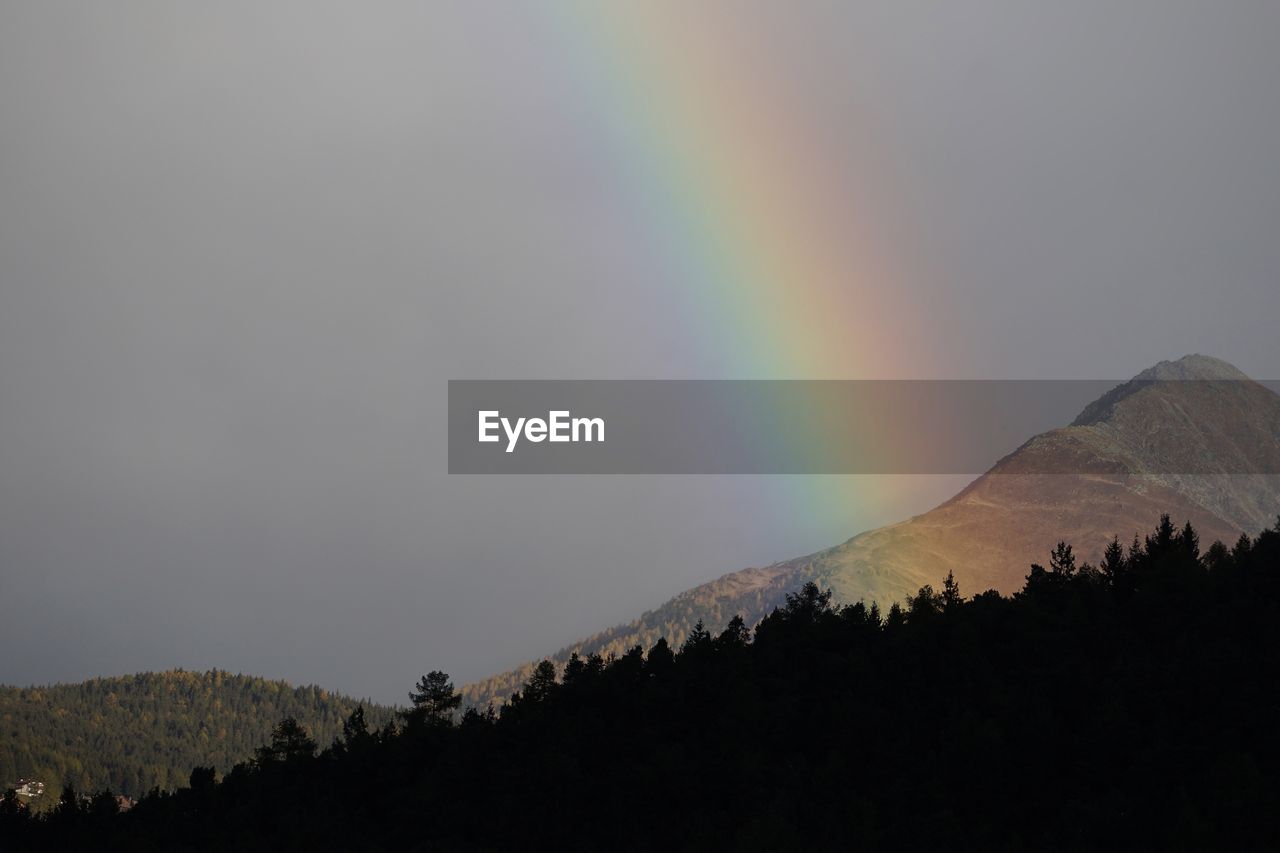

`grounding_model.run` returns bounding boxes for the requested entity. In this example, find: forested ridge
[5,514,1280,850]
[0,670,392,805]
